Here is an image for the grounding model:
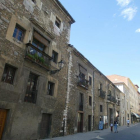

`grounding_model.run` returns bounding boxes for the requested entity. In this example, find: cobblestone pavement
[42,123,139,140]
